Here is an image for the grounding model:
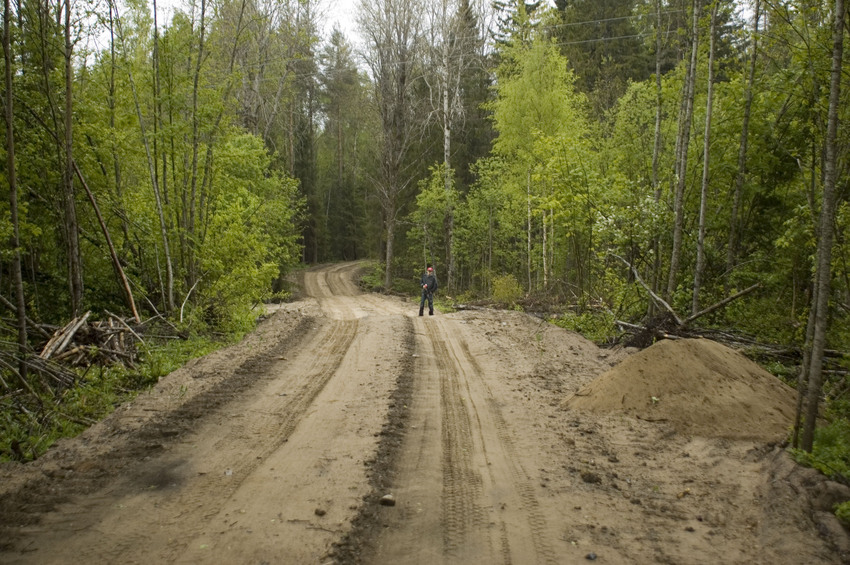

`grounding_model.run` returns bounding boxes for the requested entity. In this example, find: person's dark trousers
[419,290,434,316]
